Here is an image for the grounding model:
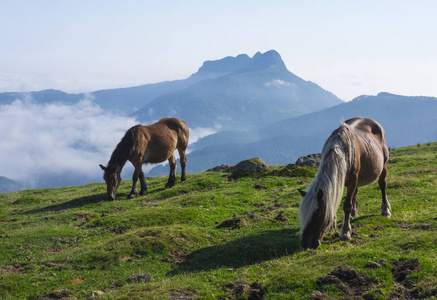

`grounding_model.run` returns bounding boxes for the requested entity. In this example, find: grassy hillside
[1,143,436,299]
